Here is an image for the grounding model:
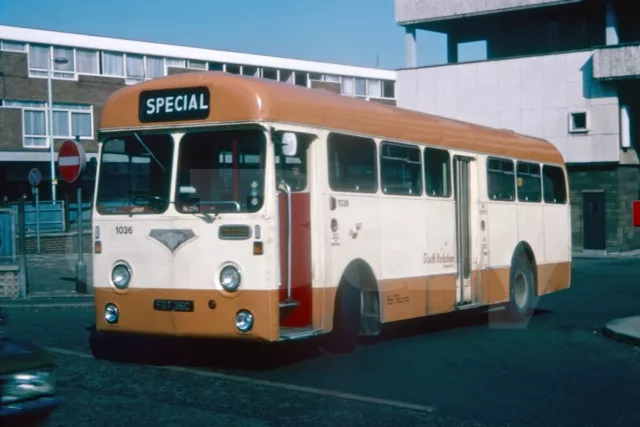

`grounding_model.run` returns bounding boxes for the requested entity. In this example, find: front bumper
[93,287,280,341]
[0,396,61,427]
